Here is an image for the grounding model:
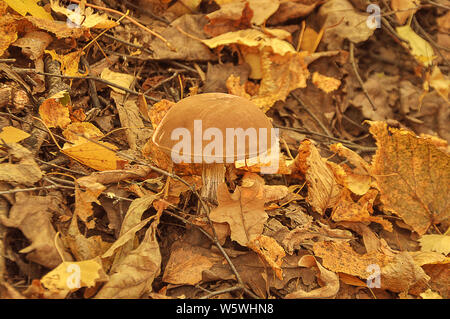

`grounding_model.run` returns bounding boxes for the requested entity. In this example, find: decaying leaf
[210,173,268,246]
[0,143,42,186]
[40,257,108,298]
[290,140,342,215]
[0,192,72,268]
[285,255,340,299]
[396,25,435,67]
[418,234,450,256]
[39,98,71,129]
[100,68,135,94]
[369,121,450,235]
[61,141,124,171]
[163,241,223,285]
[94,220,161,299]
